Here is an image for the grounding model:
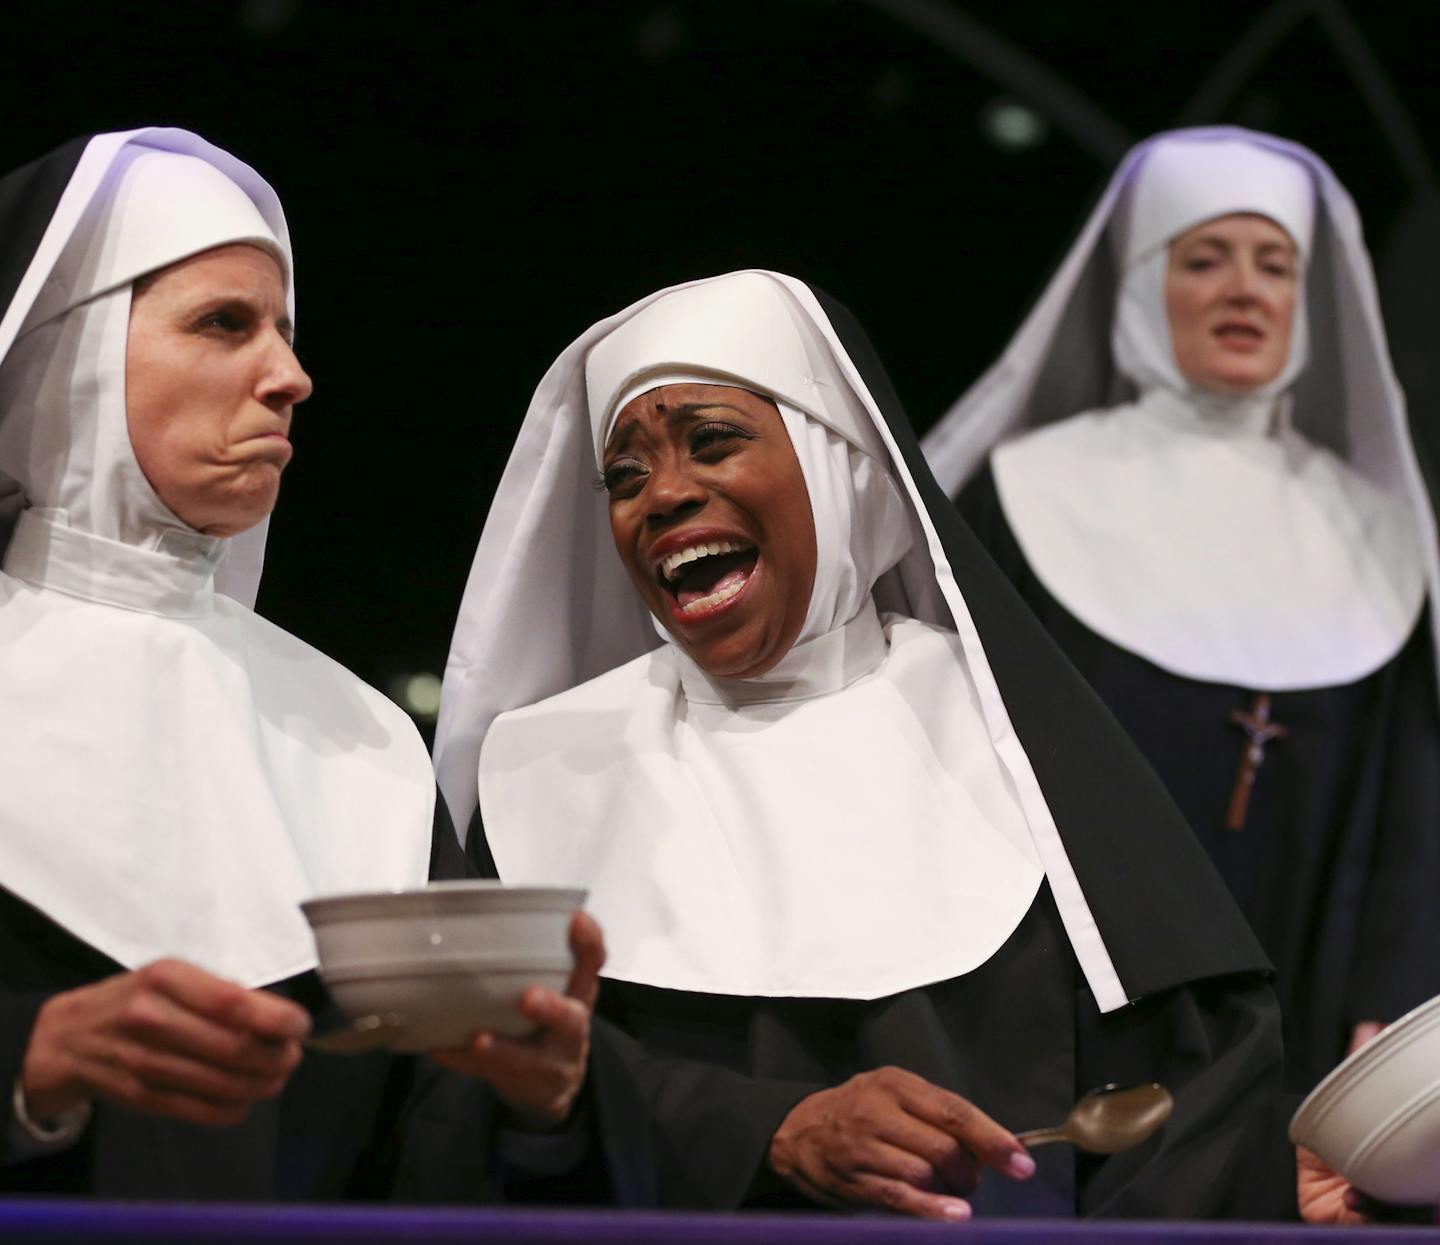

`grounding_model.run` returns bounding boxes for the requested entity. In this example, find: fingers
[869,1112,982,1195]
[770,1072,1033,1221]
[894,1071,1033,1180]
[25,962,310,1130]
[845,1175,973,1222]
[1347,1021,1384,1056]
[788,1161,973,1222]
[430,1027,584,1123]
[141,960,311,1041]
[564,912,606,1010]
[114,980,302,1078]
[519,985,588,1050]
[93,1035,299,1109]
